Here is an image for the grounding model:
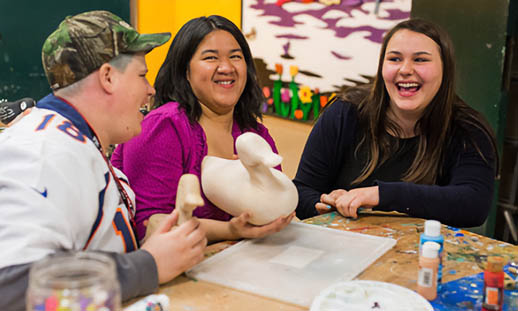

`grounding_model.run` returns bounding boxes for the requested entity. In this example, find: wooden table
[149,212,518,310]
